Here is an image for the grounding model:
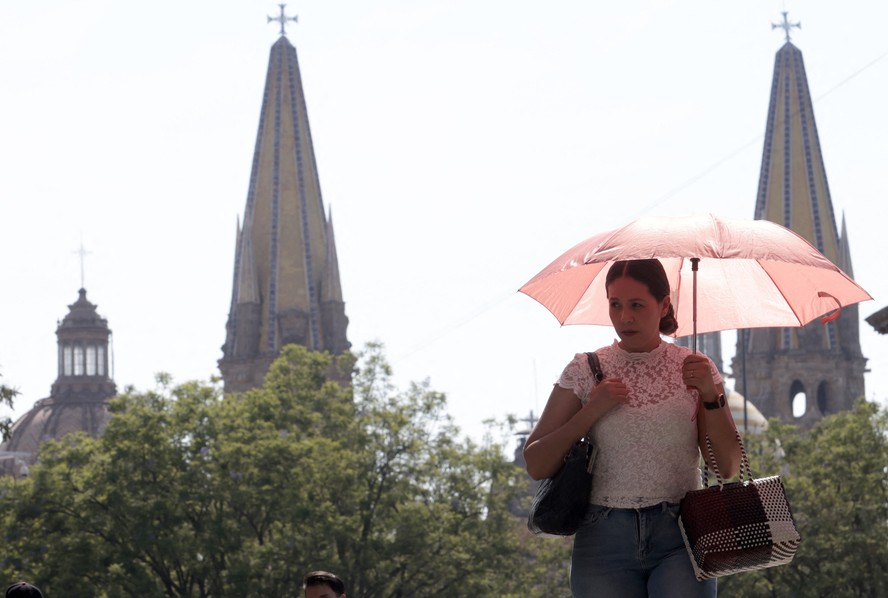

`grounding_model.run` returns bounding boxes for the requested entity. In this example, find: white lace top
[556,340,723,508]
